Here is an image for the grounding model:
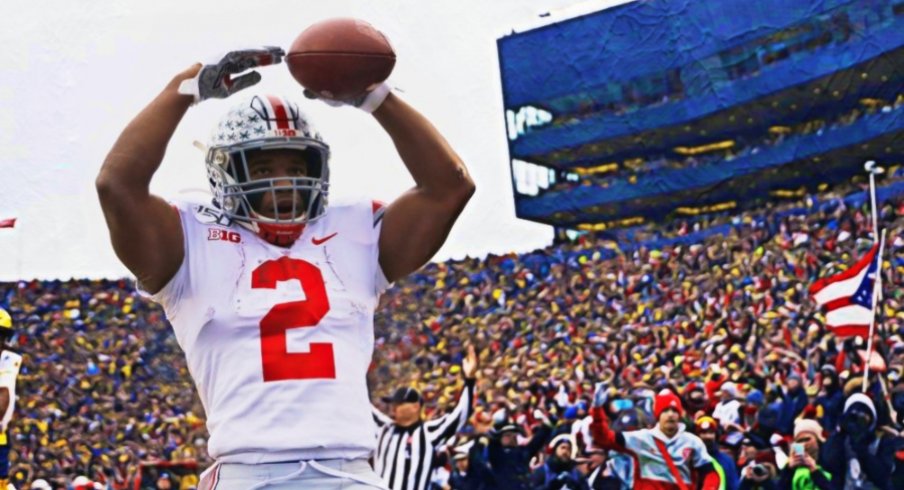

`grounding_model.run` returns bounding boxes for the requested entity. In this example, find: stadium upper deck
[499,0,904,229]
